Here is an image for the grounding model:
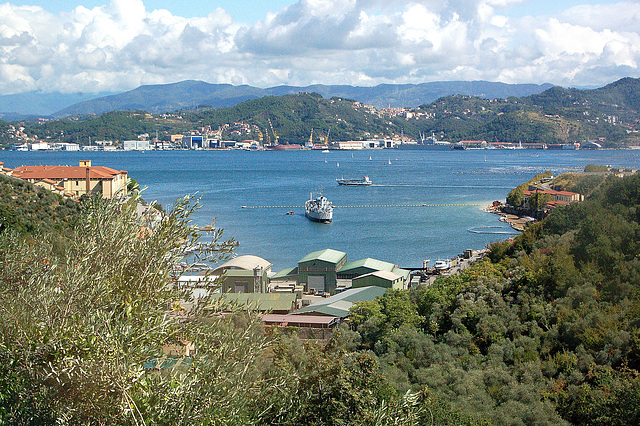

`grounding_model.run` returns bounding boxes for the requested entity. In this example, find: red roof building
[10,160,128,198]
